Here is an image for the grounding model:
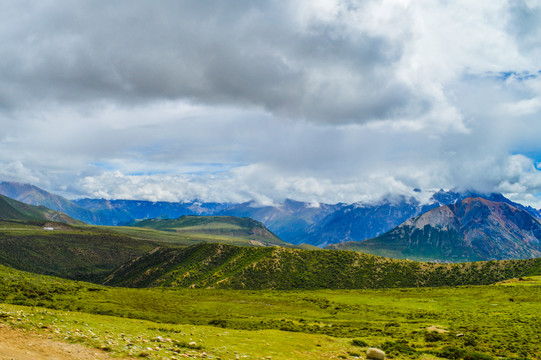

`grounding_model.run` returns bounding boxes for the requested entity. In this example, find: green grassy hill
[104,242,541,289]
[132,215,291,247]
[0,210,298,284]
[0,194,82,224]
[0,221,165,282]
